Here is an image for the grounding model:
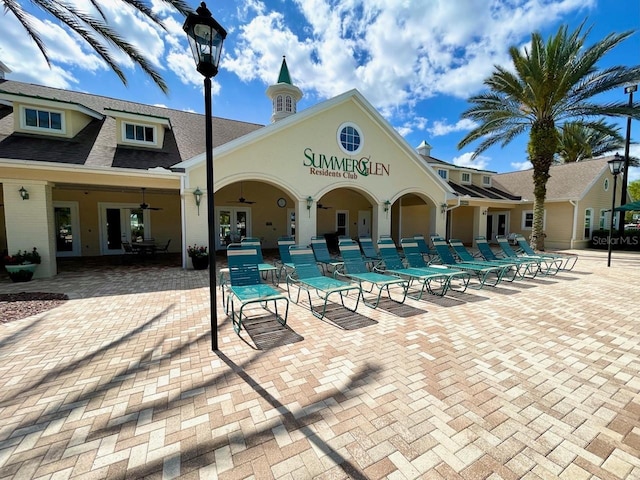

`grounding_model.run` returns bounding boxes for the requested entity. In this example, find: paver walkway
[0,249,639,479]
